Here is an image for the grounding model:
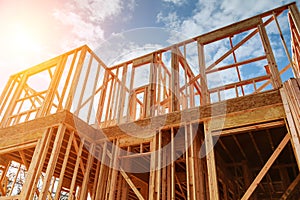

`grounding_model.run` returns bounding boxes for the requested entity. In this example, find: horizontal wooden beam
[0,195,22,200]
[208,75,270,93]
[209,104,285,134]
[198,16,261,45]
[0,111,98,151]
[0,141,37,155]
[212,119,285,136]
[99,90,283,138]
